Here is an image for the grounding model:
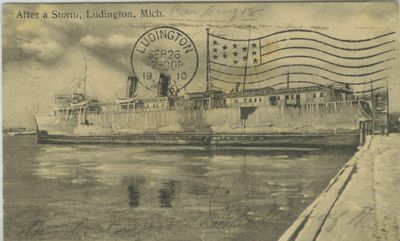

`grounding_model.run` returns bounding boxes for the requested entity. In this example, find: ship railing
[226,85,324,98]
[329,96,357,102]
[305,96,357,103]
